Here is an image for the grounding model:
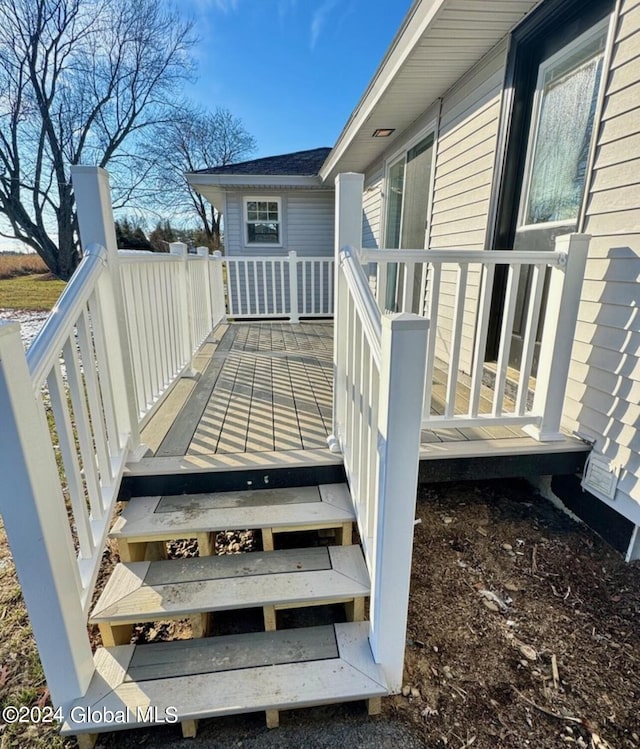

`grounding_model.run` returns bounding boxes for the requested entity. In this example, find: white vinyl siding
[362,169,383,249]
[286,192,335,256]
[563,0,640,523]
[429,41,508,371]
[223,189,334,257]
